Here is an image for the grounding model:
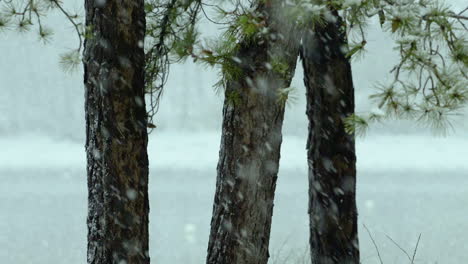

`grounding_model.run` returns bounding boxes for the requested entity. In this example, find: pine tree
[300,10,360,264]
[79,1,201,262]
[0,1,201,262]
[82,0,150,263]
[181,0,466,263]
[3,1,466,263]
[295,1,467,263]
[337,0,468,133]
[196,1,301,263]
